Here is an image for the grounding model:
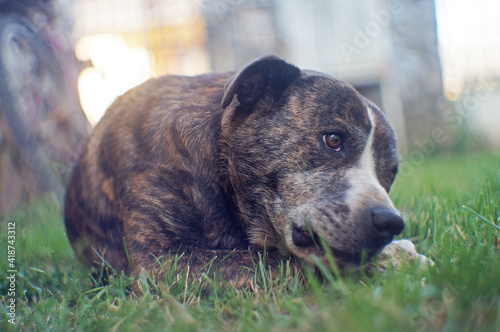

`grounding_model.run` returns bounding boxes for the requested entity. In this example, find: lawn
[1,152,499,331]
